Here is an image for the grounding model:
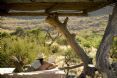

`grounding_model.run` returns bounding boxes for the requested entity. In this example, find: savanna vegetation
[0,14,117,78]
[0,26,116,74]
